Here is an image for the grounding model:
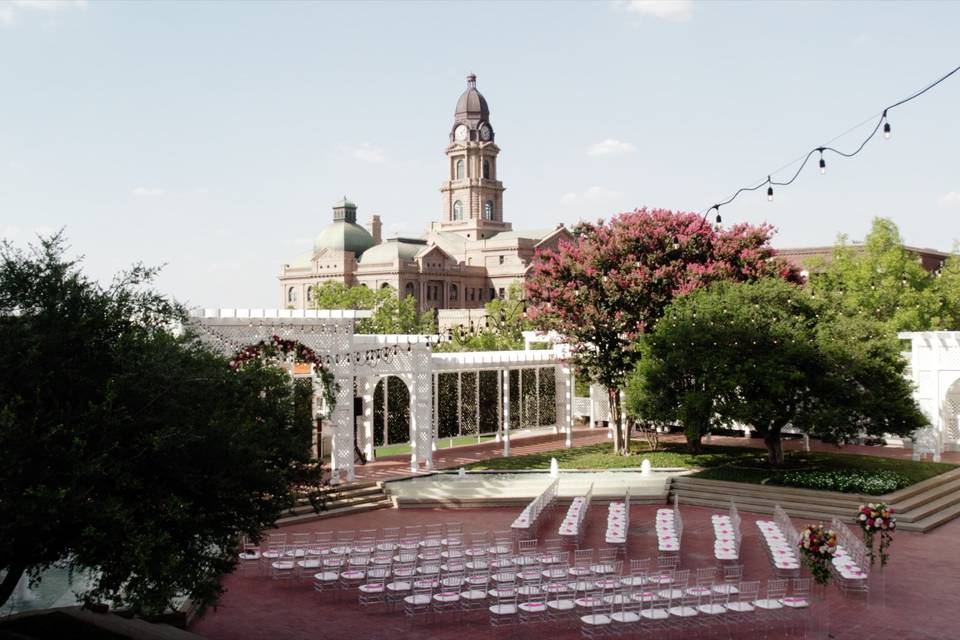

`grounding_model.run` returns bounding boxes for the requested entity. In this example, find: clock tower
[439,74,510,239]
